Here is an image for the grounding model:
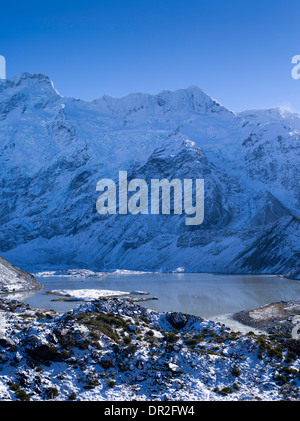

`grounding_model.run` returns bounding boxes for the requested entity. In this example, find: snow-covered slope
[0,255,42,293]
[0,73,299,277]
[0,297,299,401]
